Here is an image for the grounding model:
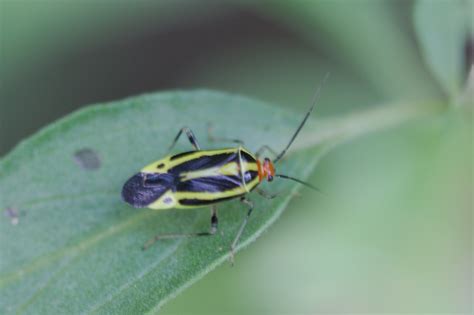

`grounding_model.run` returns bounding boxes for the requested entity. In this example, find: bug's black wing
[177,175,242,193]
[122,172,176,208]
[176,175,244,207]
[173,151,243,193]
[169,151,238,173]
